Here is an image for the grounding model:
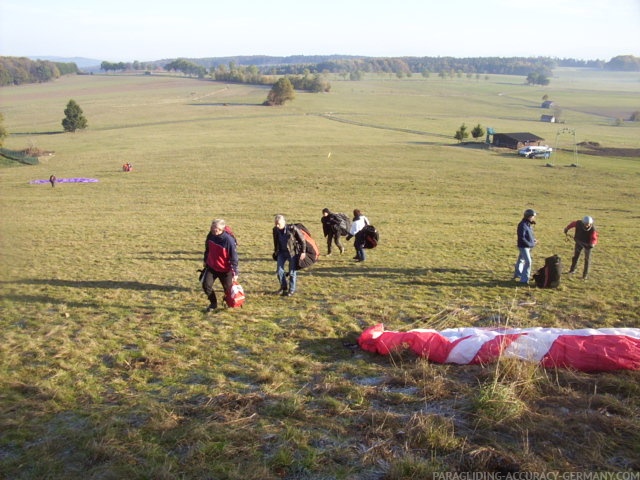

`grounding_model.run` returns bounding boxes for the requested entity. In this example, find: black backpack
[533,254,562,288]
[334,213,351,236]
[293,223,320,269]
[362,225,379,249]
